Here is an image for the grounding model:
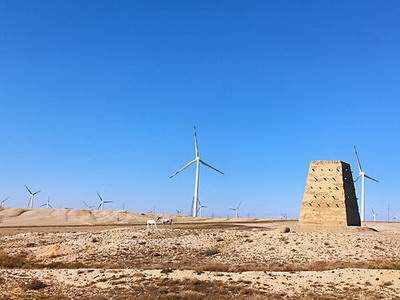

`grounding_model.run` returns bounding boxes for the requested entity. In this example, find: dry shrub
[0,251,88,269]
[202,247,220,256]
[25,279,47,290]
[134,278,265,300]
[0,251,32,268]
